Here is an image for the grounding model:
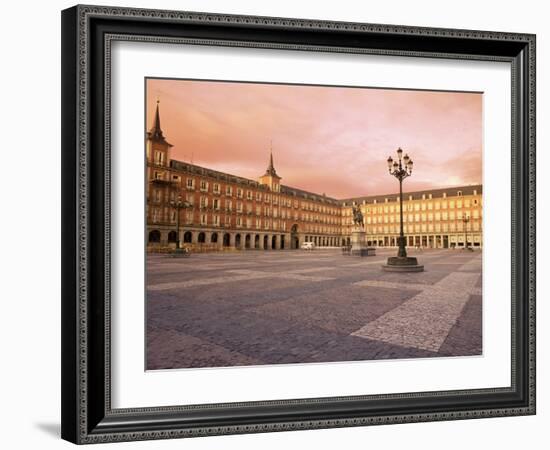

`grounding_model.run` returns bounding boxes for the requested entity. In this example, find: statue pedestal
[350,229,376,257]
